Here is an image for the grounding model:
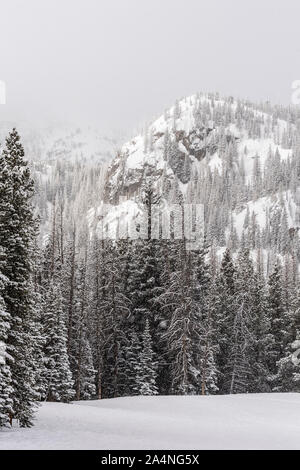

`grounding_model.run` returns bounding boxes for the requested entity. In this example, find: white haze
[0,0,300,134]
